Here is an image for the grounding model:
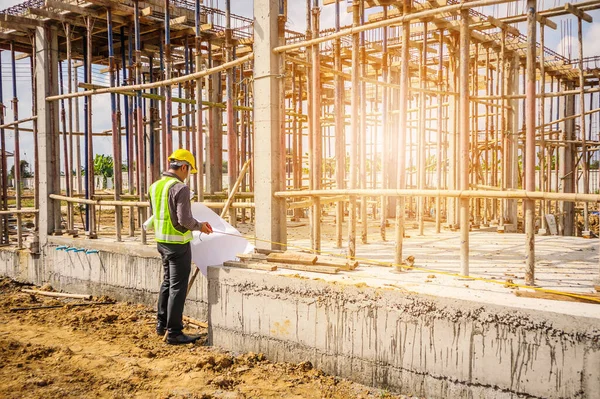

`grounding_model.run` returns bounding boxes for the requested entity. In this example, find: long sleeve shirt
[149,171,204,233]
